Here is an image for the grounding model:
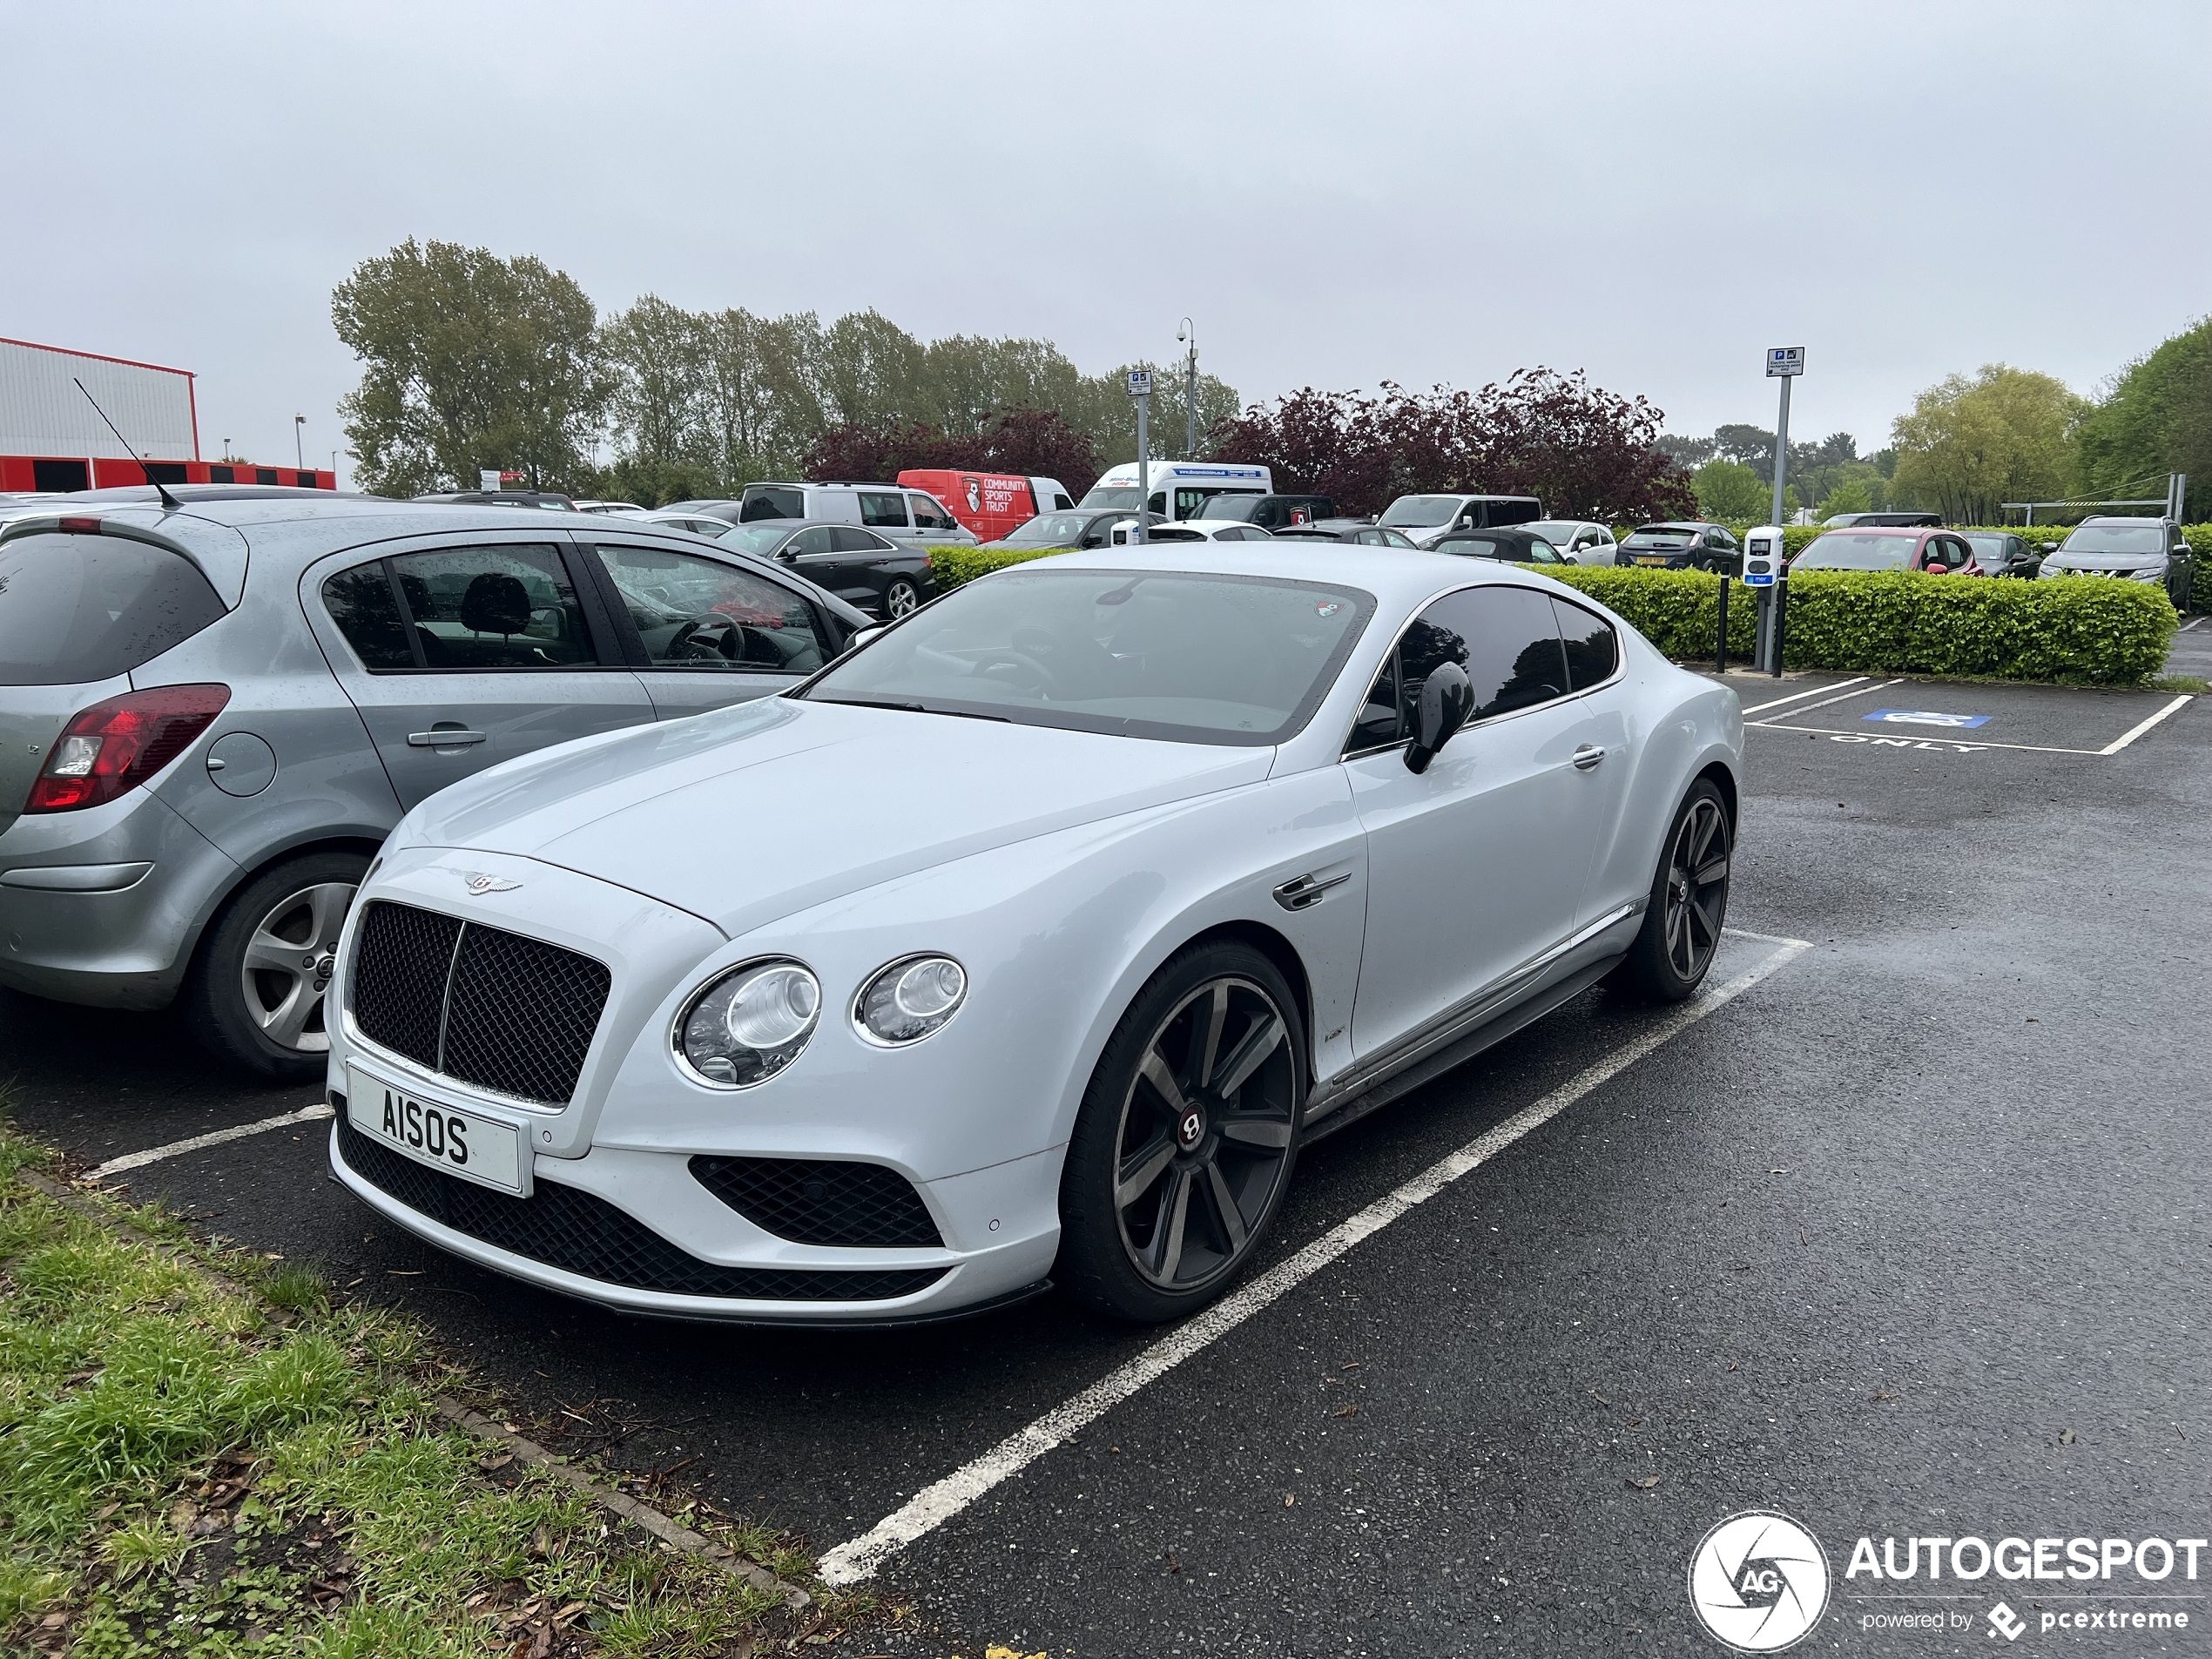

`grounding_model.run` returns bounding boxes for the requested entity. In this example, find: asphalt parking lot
[5,671,2208,1656]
